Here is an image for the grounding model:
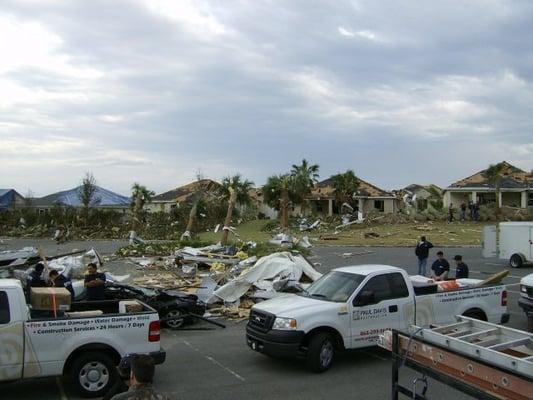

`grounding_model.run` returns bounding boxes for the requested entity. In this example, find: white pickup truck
[246,265,509,372]
[0,279,165,397]
[519,273,533,317]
